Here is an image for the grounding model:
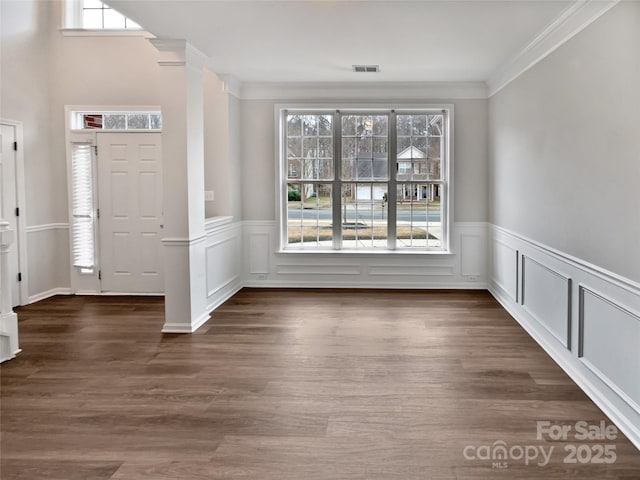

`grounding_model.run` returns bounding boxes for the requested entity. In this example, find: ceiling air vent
[353,65,380,73]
